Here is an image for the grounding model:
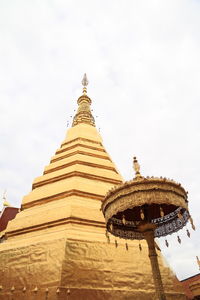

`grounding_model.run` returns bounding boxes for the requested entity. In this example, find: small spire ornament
[2,190,10,207]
